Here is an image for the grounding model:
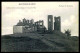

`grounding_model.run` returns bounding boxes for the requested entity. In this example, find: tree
[65,29,71,36]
